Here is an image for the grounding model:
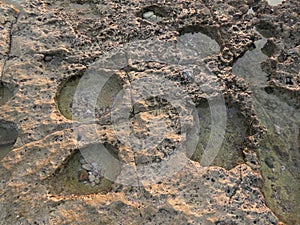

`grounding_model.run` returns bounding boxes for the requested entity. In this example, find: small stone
[33,54,44,61]
[44,55,53,62]
[143,11,154,19]
[247,7,255,15]
[79,158,86,164]
[149,14,157,22]
[89,174,95,182]
[287,49,295,55]
[91,162,98,168]
[79,170,89,181]
[92,170,100,176]
[95,178,100,184]
[265,157,274,169]
[274,124,281,135]
[82,163,92,171]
